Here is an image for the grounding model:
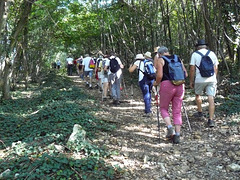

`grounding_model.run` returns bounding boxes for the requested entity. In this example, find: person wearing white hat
[129,54,154,117]
[144,51,152,60]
